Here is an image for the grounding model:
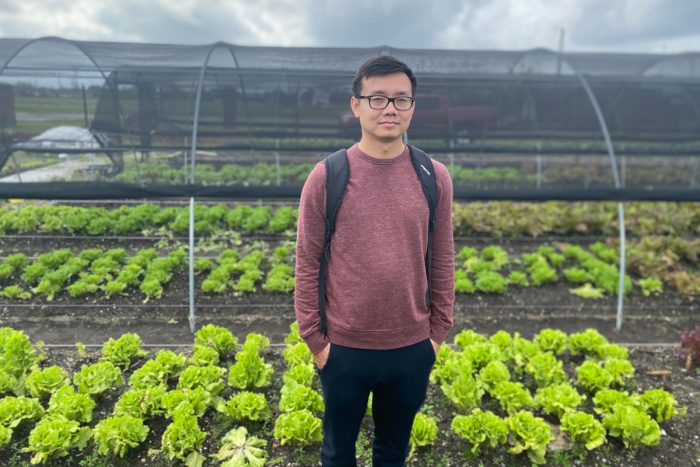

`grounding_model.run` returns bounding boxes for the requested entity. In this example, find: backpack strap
[319,149,349,334]
[408,145,438,308]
